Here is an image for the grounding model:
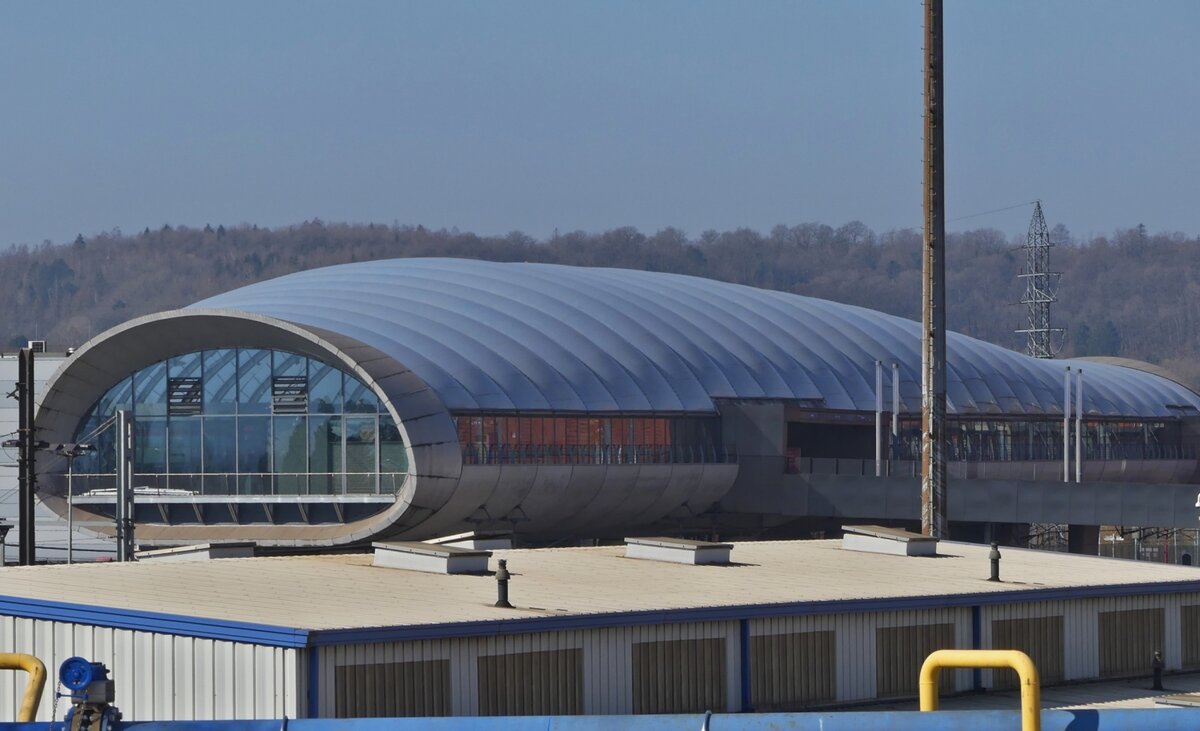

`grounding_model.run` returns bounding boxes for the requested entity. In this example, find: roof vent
[135,542,256,562]
[26,340,46,353]
[842,525,938,557]
[373,541,491,574]
[625,537,732,565]
[424,530,513,551]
